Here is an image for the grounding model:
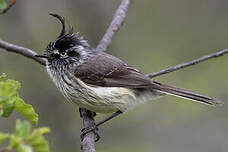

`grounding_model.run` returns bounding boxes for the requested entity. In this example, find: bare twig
[0,0,16,15]
[0,39,46,65]
[96,0,131,52]
[147,49,228,78]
